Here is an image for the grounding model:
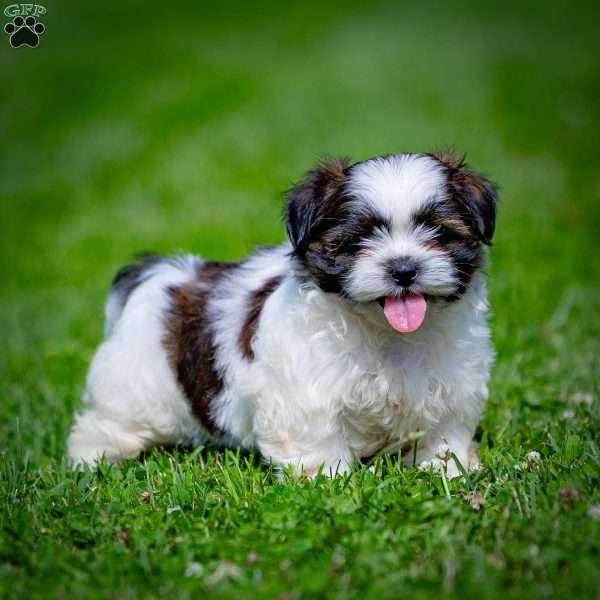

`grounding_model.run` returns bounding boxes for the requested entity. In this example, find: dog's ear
[284,156,350,253]
[458,167,497,246]
[430,150,498,246]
